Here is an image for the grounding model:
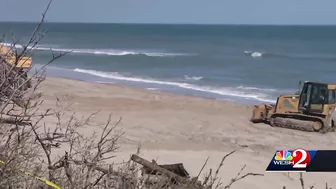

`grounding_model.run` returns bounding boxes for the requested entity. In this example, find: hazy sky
[1,0,335,25]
